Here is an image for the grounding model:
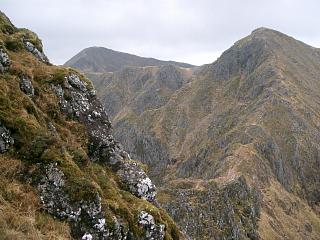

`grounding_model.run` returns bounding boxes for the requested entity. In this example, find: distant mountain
[81,27,320,240]
[64,46,195,73]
